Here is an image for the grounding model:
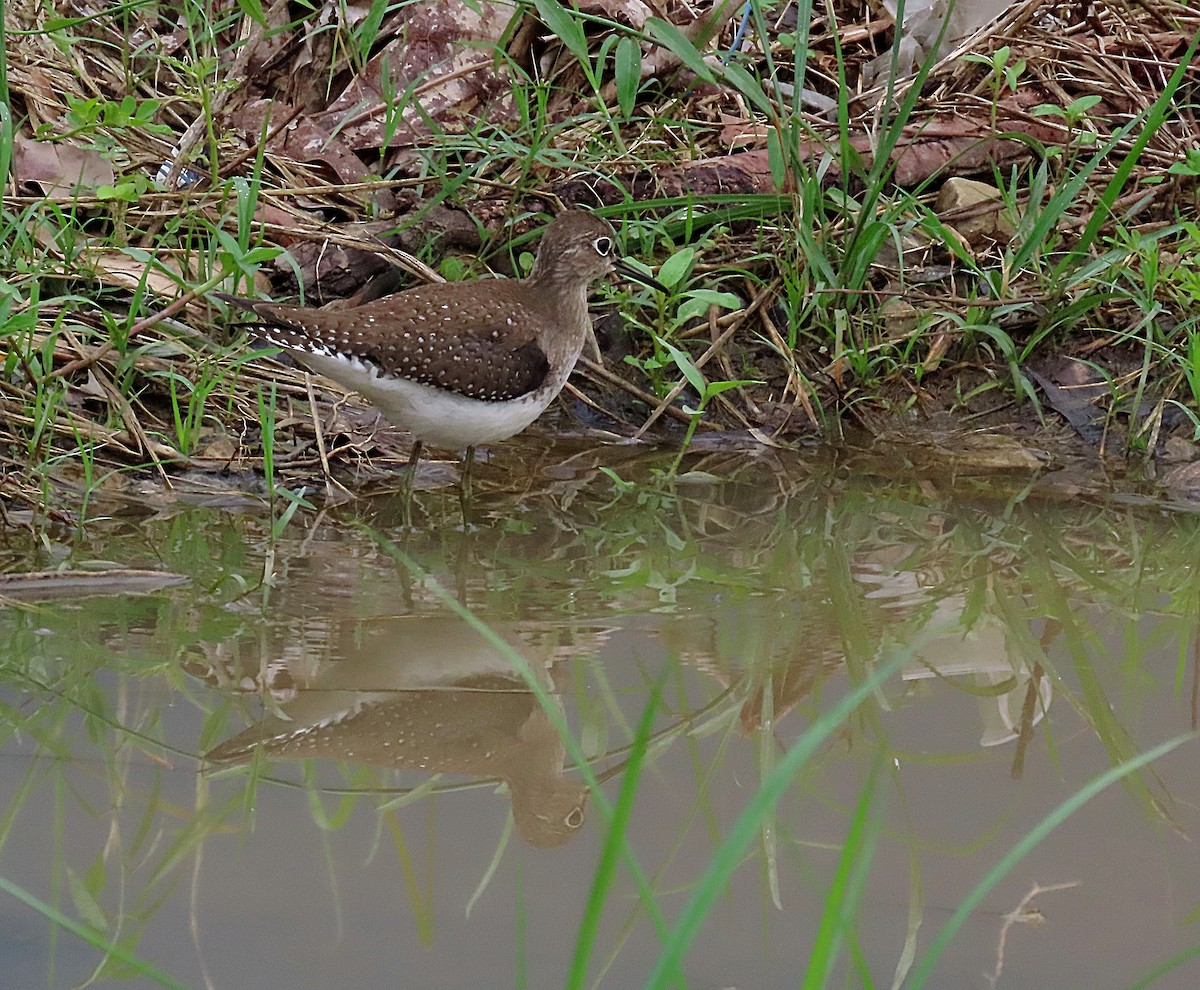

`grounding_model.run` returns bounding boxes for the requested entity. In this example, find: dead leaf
[1161,436,1198,465]
[12,134,115,199]
[576,0,652,29]
[1162,461,1200,497]
[77,370,109,400]
[231,102,376,186]
[922,331,952,372]
[1028,362,1107,445]
[882,432,1050,471]
[83,247,187,297]
[718,113,770,148]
